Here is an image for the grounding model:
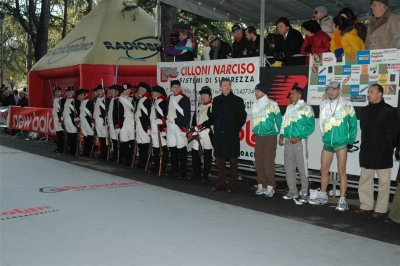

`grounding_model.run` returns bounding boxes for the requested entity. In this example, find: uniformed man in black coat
[76,88,93,157]
[60,86,81,156]
[190,86,214,182]
[150,85,169,175]
[166,80,191,178]
[134,82,152,169]
[212,78,247,192]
